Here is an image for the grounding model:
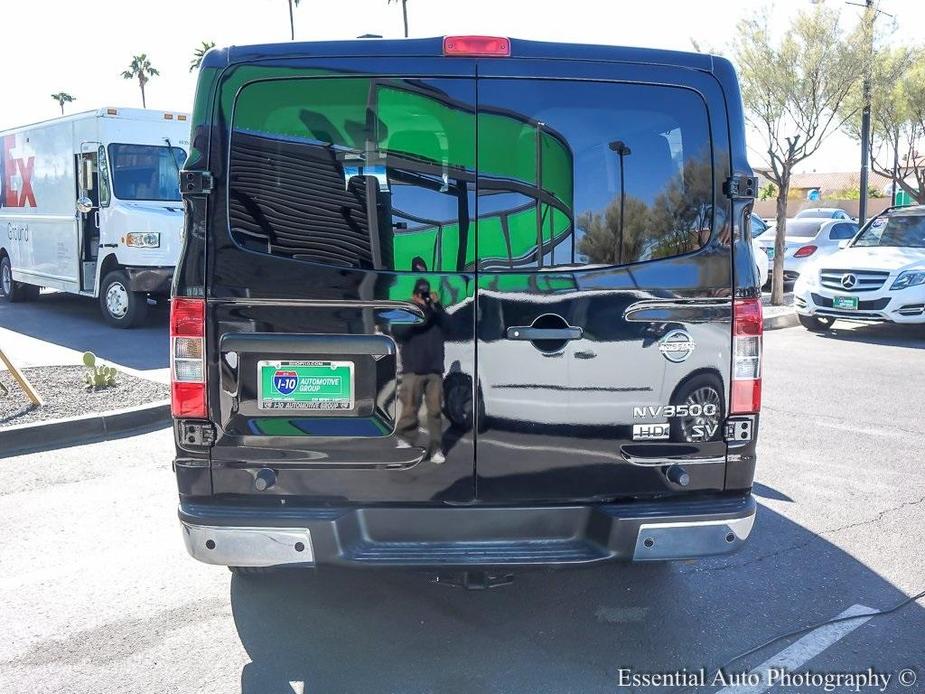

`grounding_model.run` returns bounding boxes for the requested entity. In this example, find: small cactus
[83,351,118,390]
